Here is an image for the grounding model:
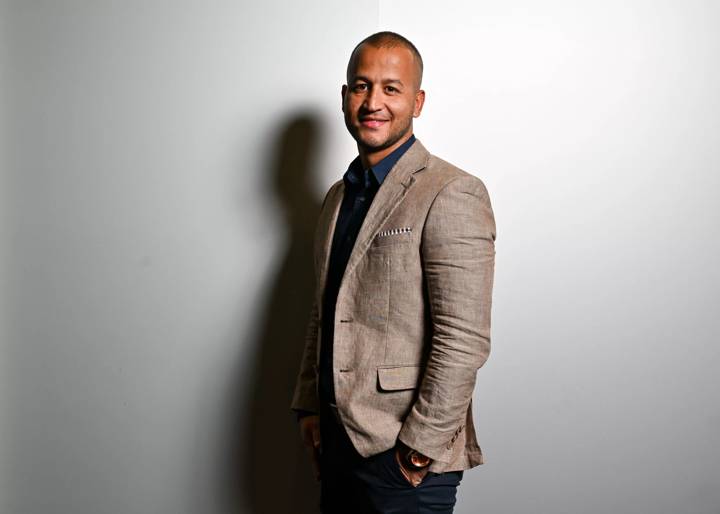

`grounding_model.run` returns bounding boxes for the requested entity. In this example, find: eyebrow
[352,76,404,87]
